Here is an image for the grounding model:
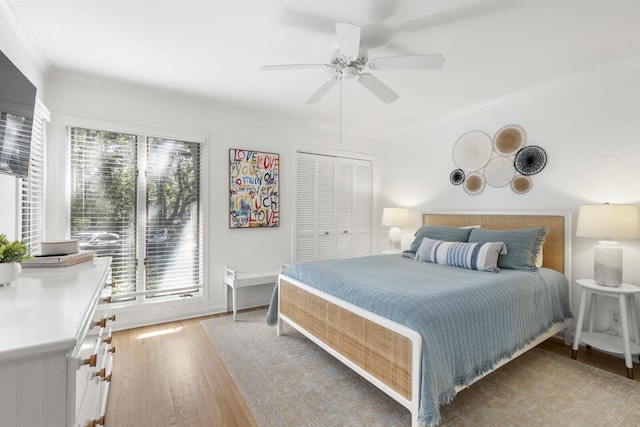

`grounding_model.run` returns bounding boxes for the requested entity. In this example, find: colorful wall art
[450,124,547,195]
[229,149,279,228]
